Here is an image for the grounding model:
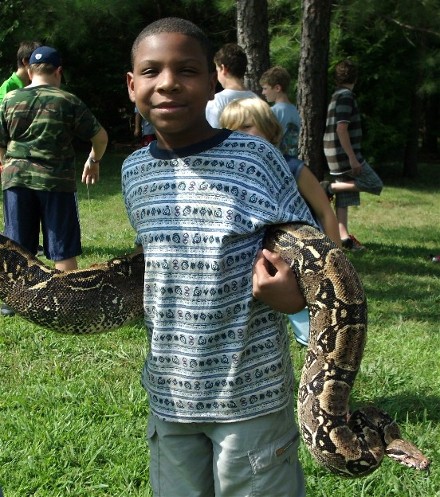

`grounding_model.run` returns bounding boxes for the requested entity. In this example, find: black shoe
[320,181,334,201]
[342,235,366,251]
[341,237,354,250]
[1,303,15,317]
